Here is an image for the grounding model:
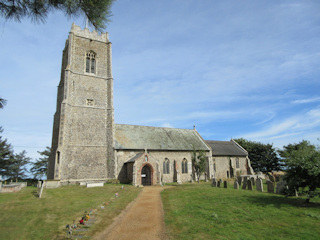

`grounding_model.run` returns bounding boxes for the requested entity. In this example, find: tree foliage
[191,149,207,183]
[279,140,320,202]
[0,97,6,109]
[9,150,31,180]
[0,127,13,178]
[0,0,115,31]
[30,146,50,179]
[234,138,282,176]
